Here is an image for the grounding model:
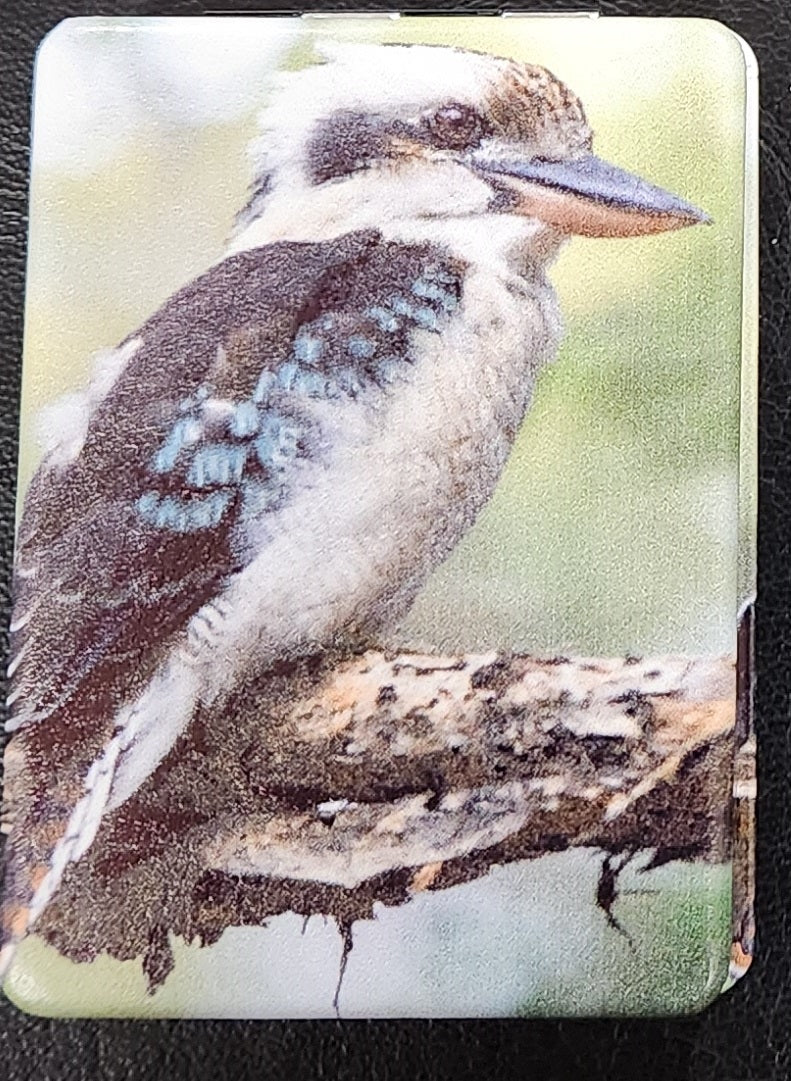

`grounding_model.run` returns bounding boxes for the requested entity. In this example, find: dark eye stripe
[306,111,392,186]
[305,103,492,187]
